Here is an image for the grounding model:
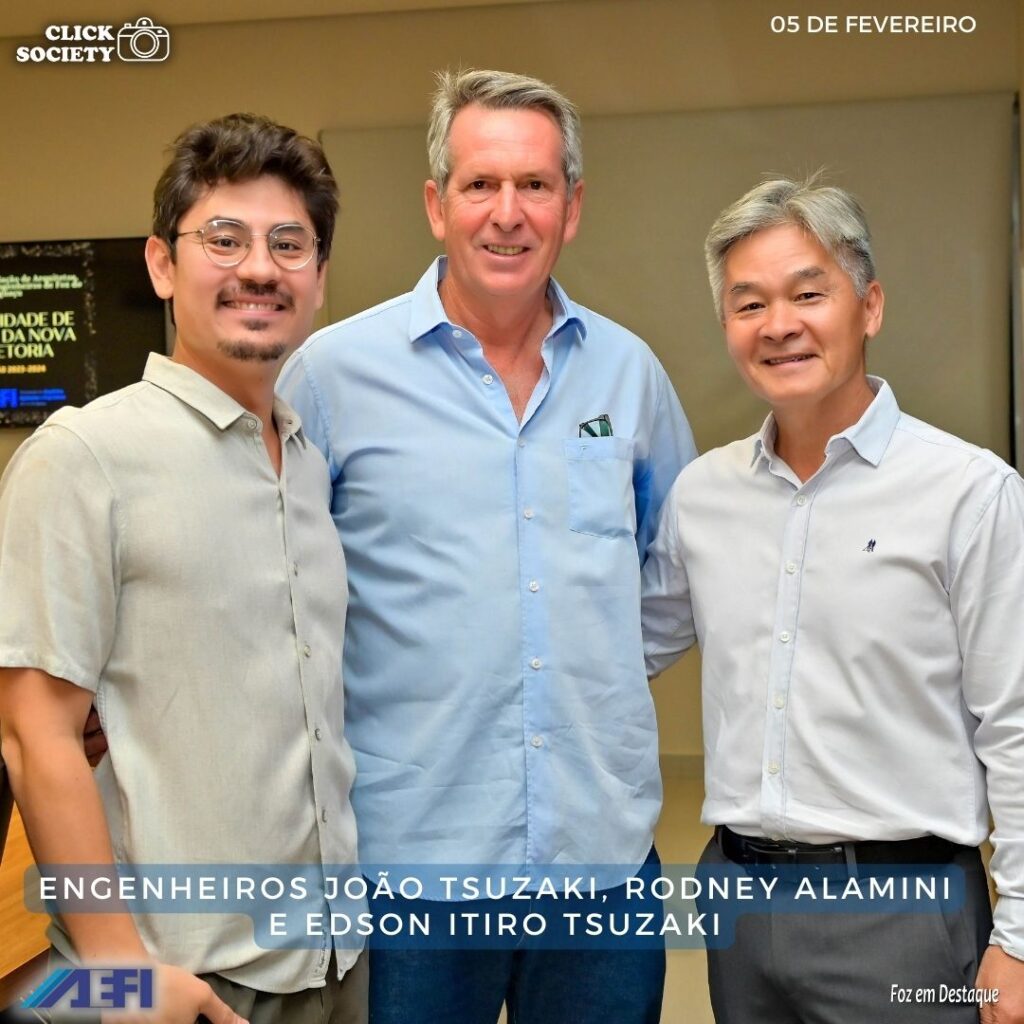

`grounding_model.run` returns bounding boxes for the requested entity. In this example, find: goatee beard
[217,338,288,363]
[216,284,293,363]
